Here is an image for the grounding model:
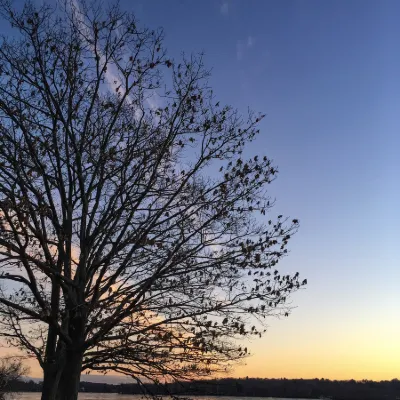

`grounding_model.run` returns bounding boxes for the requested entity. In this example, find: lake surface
[10,394,309,400]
